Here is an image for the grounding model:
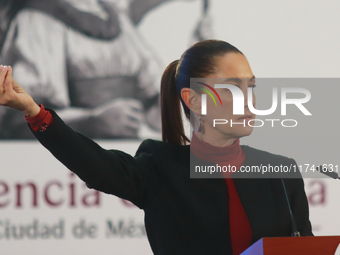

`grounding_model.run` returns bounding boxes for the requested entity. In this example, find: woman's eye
[249,84,257,89]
